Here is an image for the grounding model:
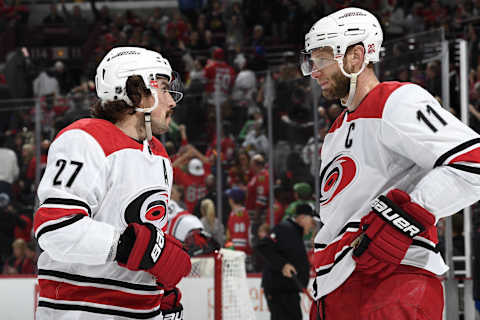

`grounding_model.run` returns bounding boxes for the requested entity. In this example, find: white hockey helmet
[95,46,182,104]
[95,46,183,140]
[301,7,382,108]
[301,7,382,76]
